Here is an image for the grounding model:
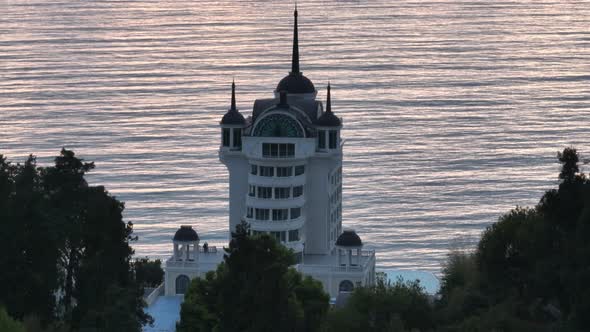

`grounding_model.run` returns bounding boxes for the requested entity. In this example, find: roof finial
[230,79,237,111]
[326,82,332,113]
[291,4,300,75]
